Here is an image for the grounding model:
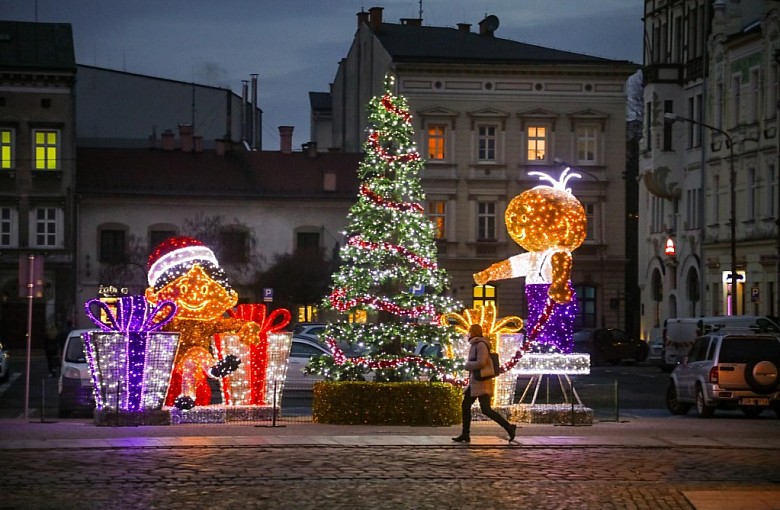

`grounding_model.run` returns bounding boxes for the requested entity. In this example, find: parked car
[291,322,327,344]
[285,337,331,391]
[648,337,664,366]
[666,330,780,418]
[58,329,97,418]
[0,342,9,382]
[572,328,649,365]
